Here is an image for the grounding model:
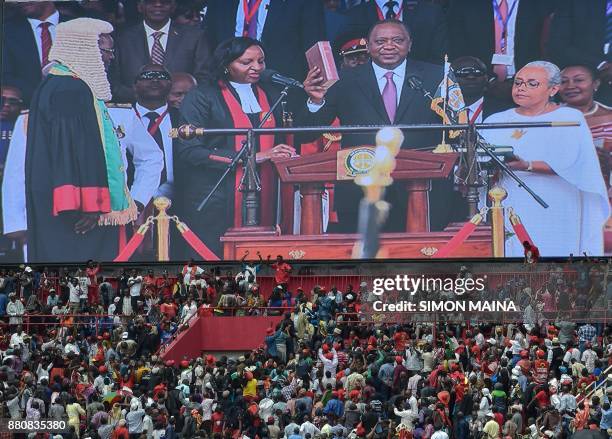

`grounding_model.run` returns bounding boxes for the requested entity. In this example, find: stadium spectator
[448,0,553,101]
[168,72,197,109]
[203,0,325,82]
[111,0,210,103]
[2,1,69,105]
[346,0,448,64]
